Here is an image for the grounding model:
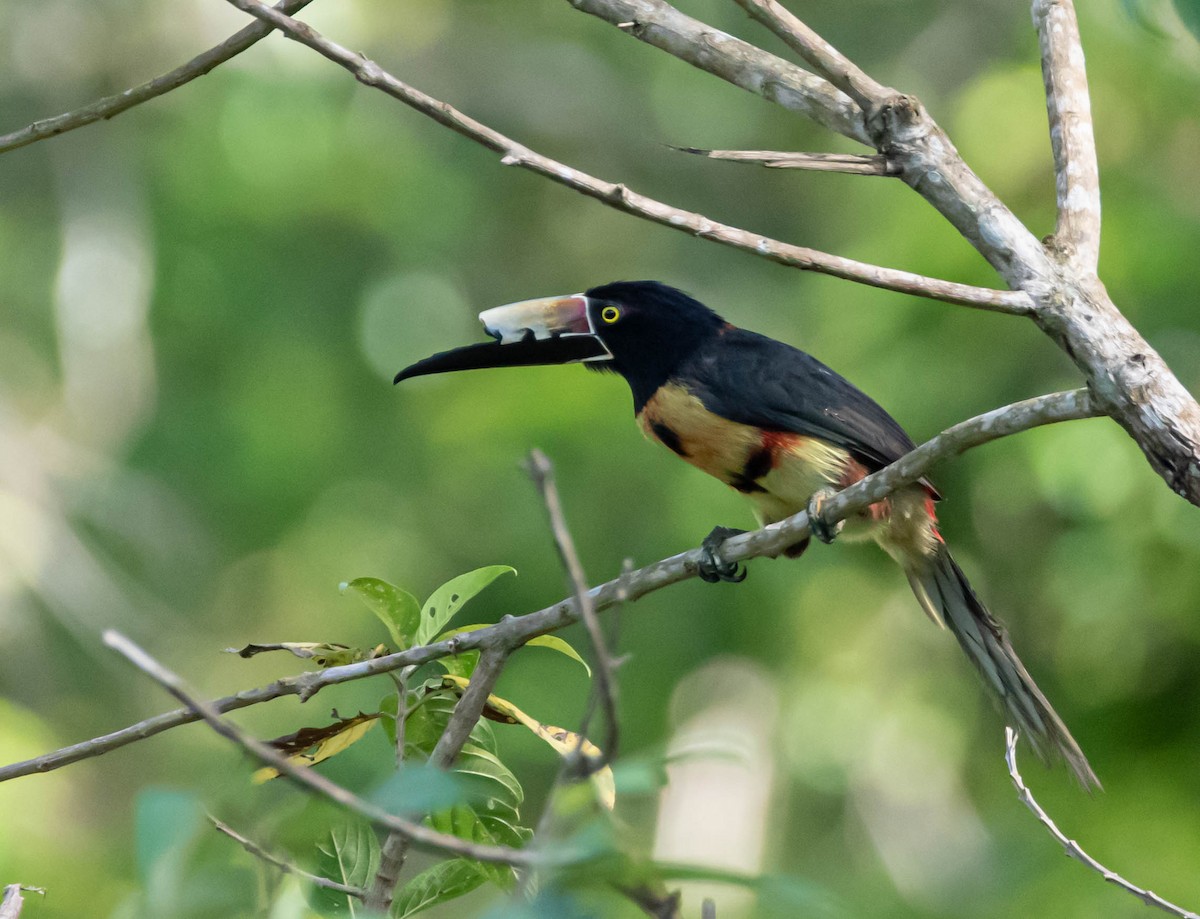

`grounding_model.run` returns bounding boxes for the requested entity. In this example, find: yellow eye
[601,306,621,324]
